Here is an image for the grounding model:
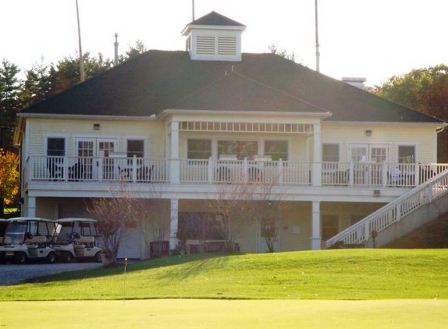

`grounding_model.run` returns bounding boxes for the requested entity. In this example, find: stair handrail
[326,167,448,248]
